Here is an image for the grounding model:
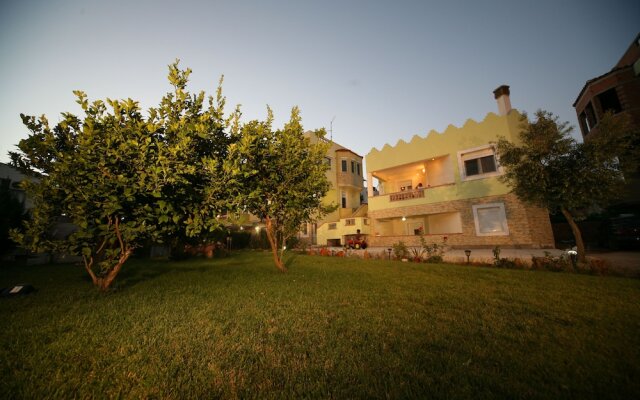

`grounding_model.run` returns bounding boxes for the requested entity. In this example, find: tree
[496,110,638,263]
[9,62,231,290]
[225,107,334,271]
